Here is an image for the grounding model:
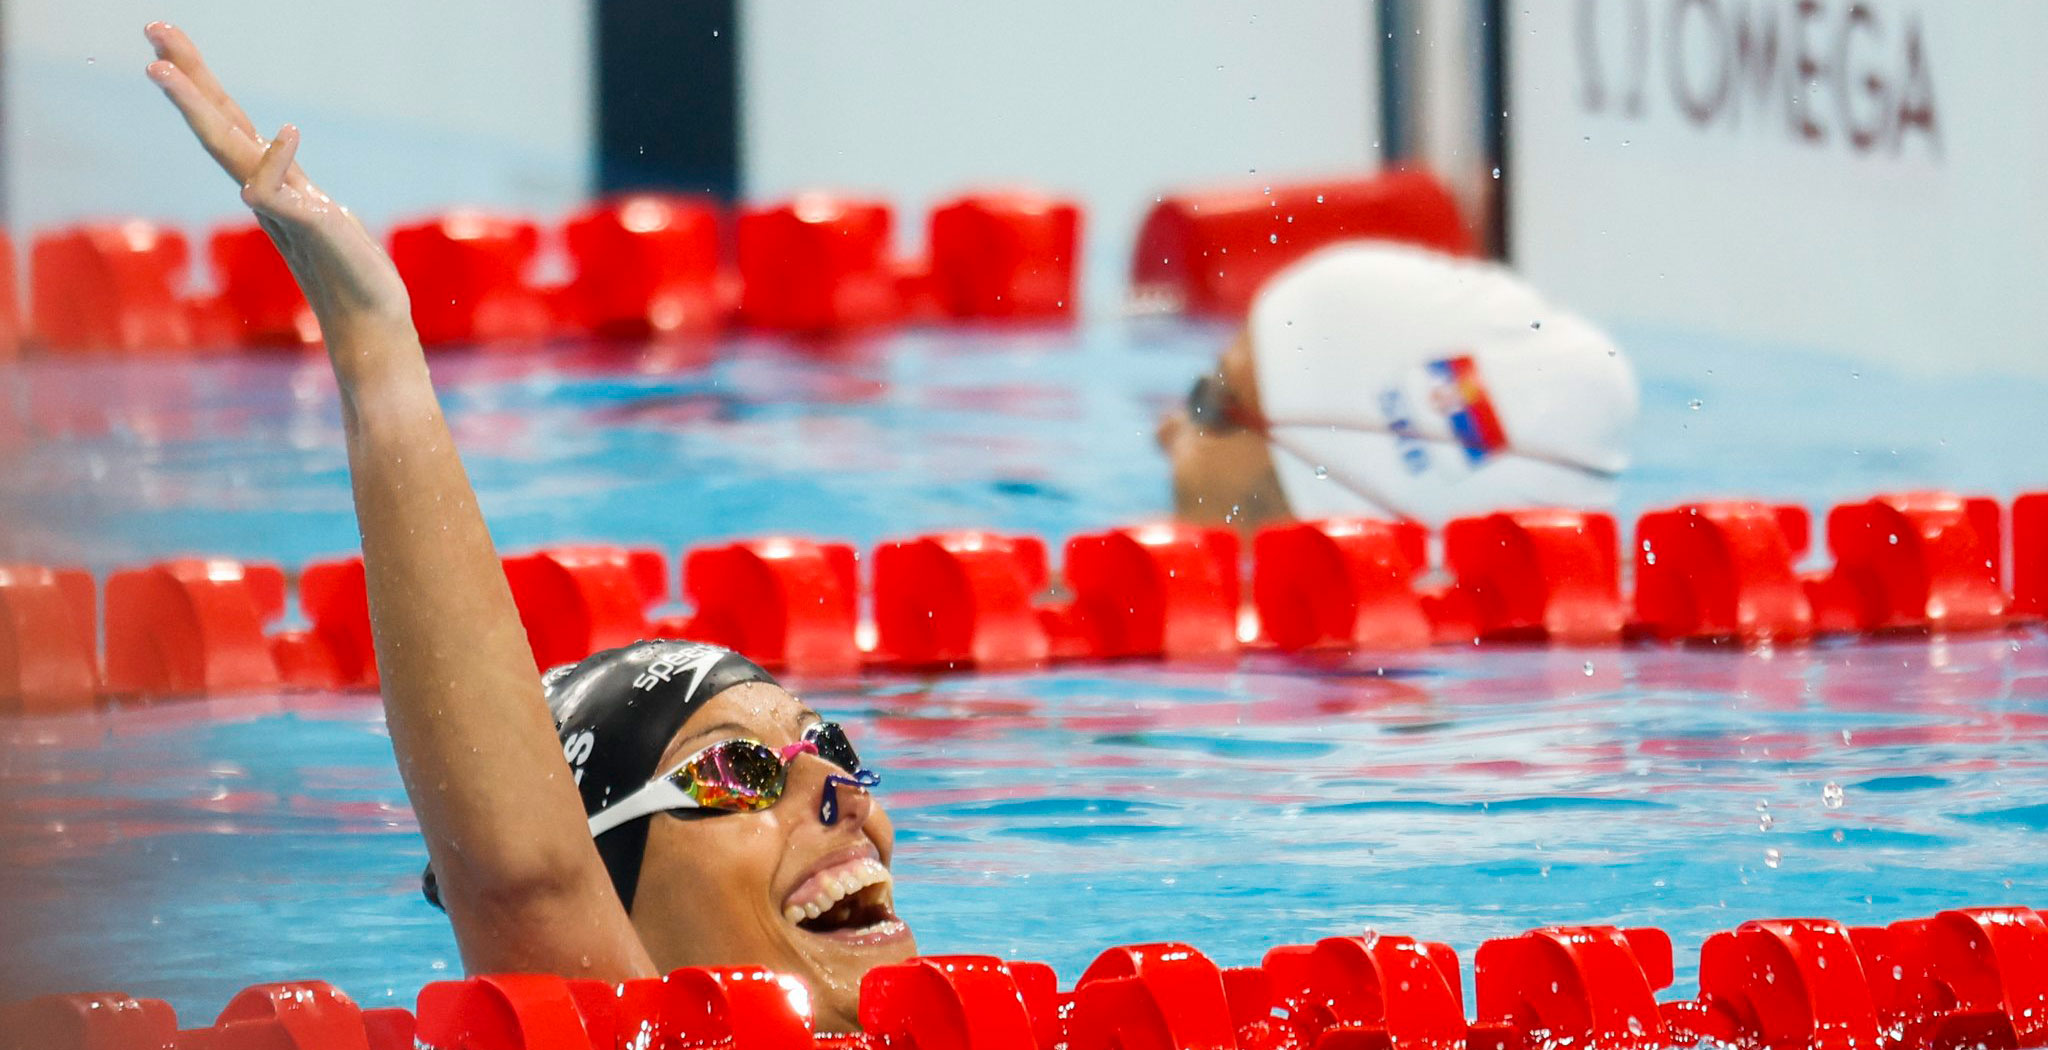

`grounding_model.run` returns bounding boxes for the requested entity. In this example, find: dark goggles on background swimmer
[586,721,879,836]
[1185,374,1259,434]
